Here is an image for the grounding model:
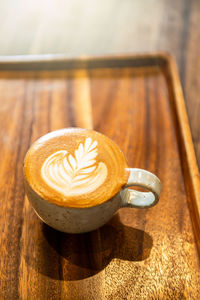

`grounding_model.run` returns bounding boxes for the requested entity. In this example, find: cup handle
[120,168,162,208]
